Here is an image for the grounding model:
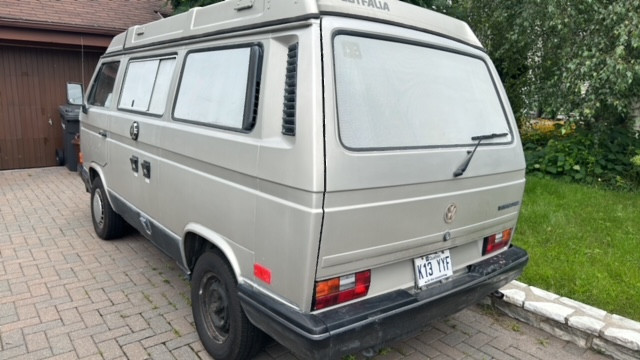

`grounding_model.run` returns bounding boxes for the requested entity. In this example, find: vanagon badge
[444,203,457,224]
